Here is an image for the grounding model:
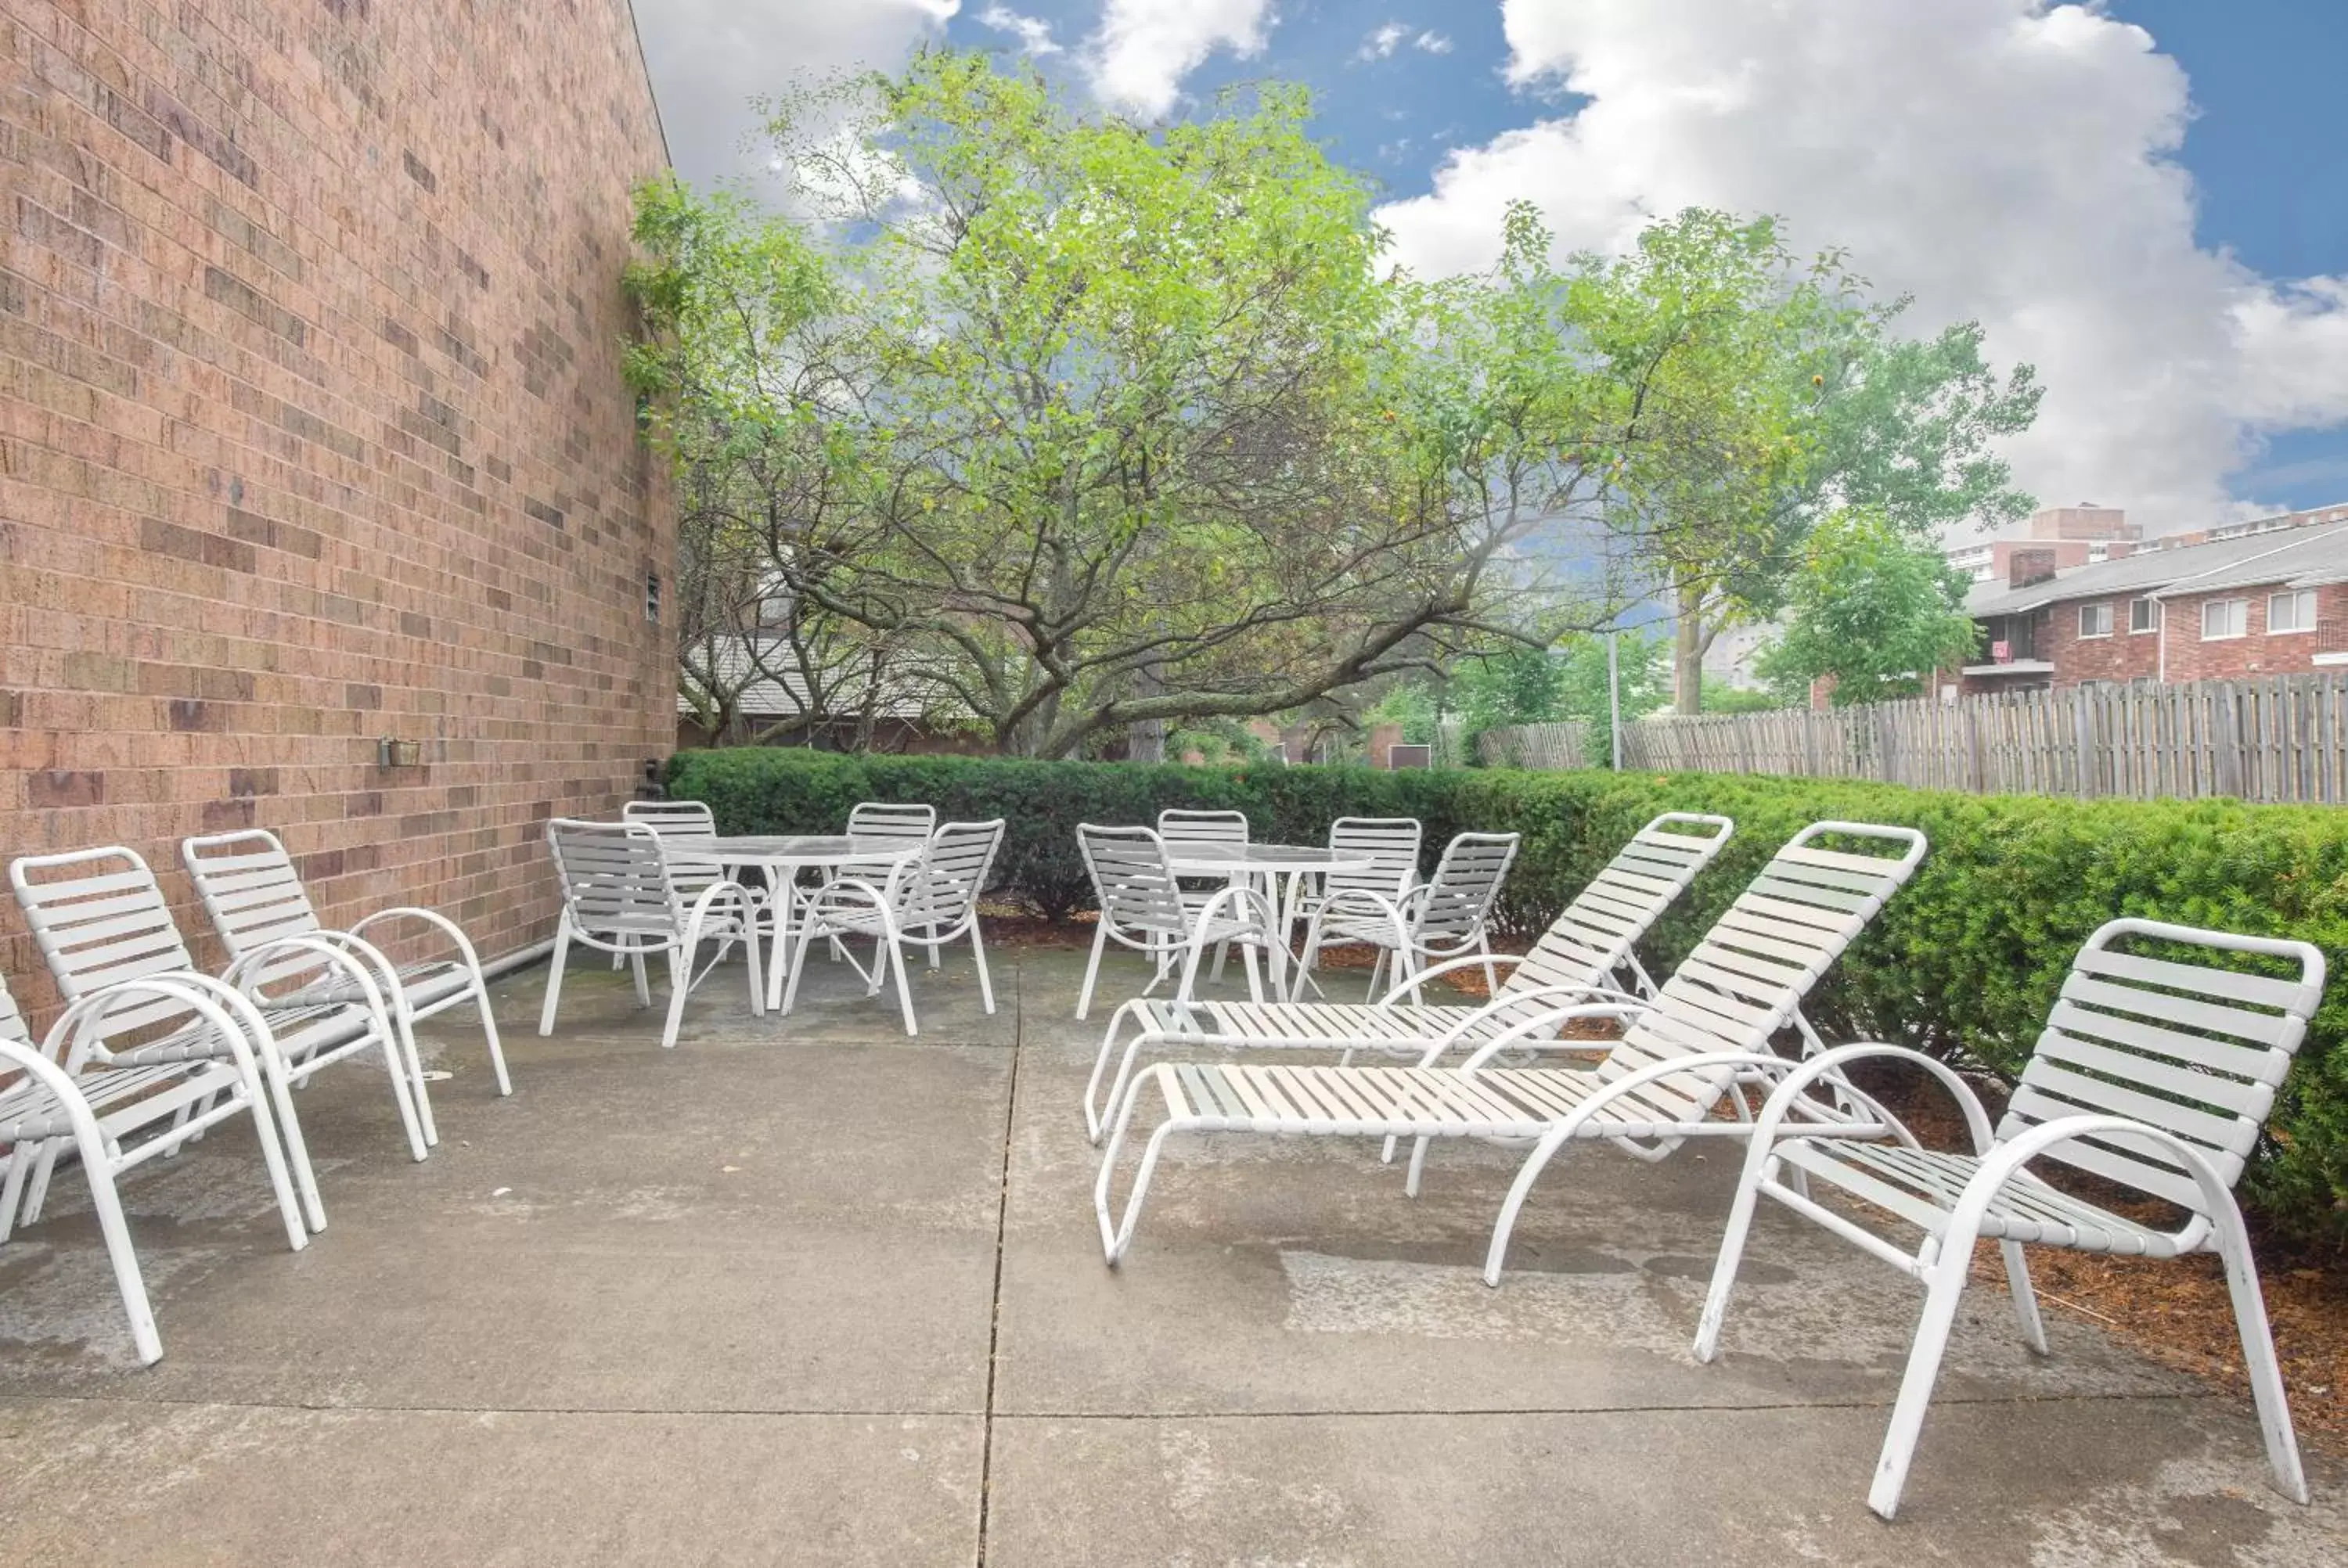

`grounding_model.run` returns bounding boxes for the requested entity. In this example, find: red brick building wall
[2,0,675,1013]
[2162,583,2348,682]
